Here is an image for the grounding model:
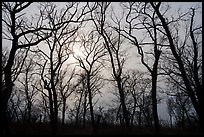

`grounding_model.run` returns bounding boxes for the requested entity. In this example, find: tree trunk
[151,75,160,134]
[169,114,173,128]
[25,69,31,123]
[62,99,66,125]
[46,87,55,135]
[151,50,161,134]
[87,75,95,128]
[50,68,58,135]
[52,88,58,135]
[75,91,83,126]
[138,107,142,127]
[1,46,17,135]
[83,92,87,128]
[117,78,130,127]
[130,95,137,127]
[27,101,31,123]
[152,3,203,130]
